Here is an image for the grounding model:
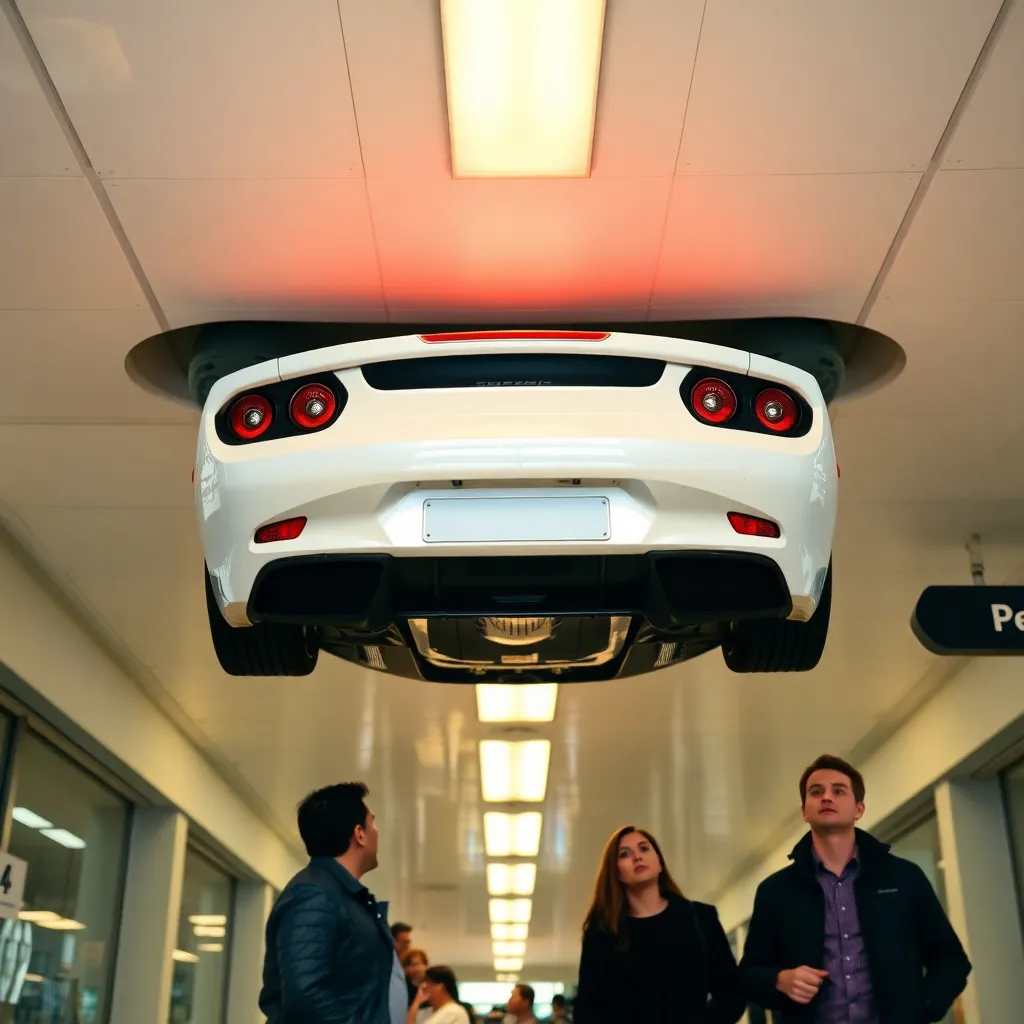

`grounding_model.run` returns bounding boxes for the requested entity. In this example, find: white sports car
[195,329,837,680]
